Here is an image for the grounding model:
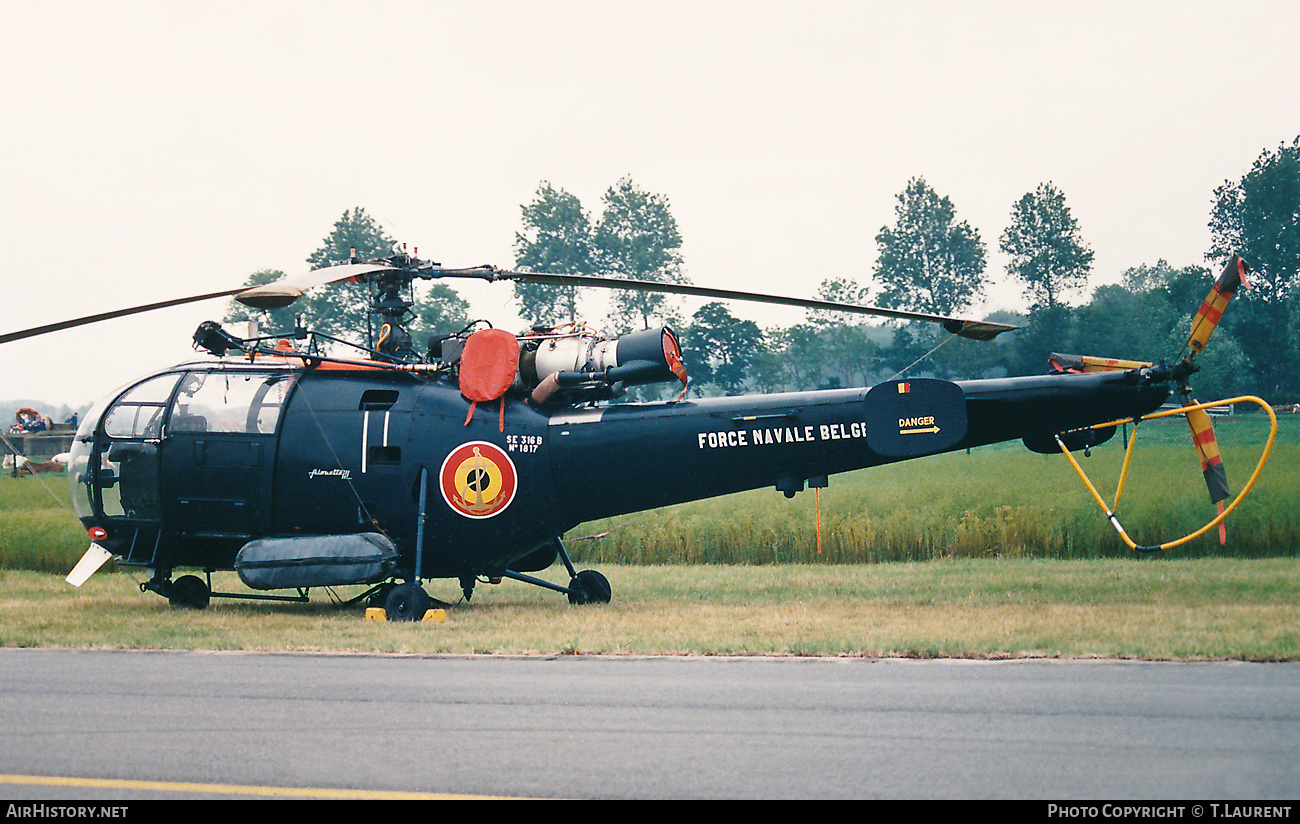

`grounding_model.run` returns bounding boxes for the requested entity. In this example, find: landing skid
[143,572,311,609]
[143,535,611,617]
